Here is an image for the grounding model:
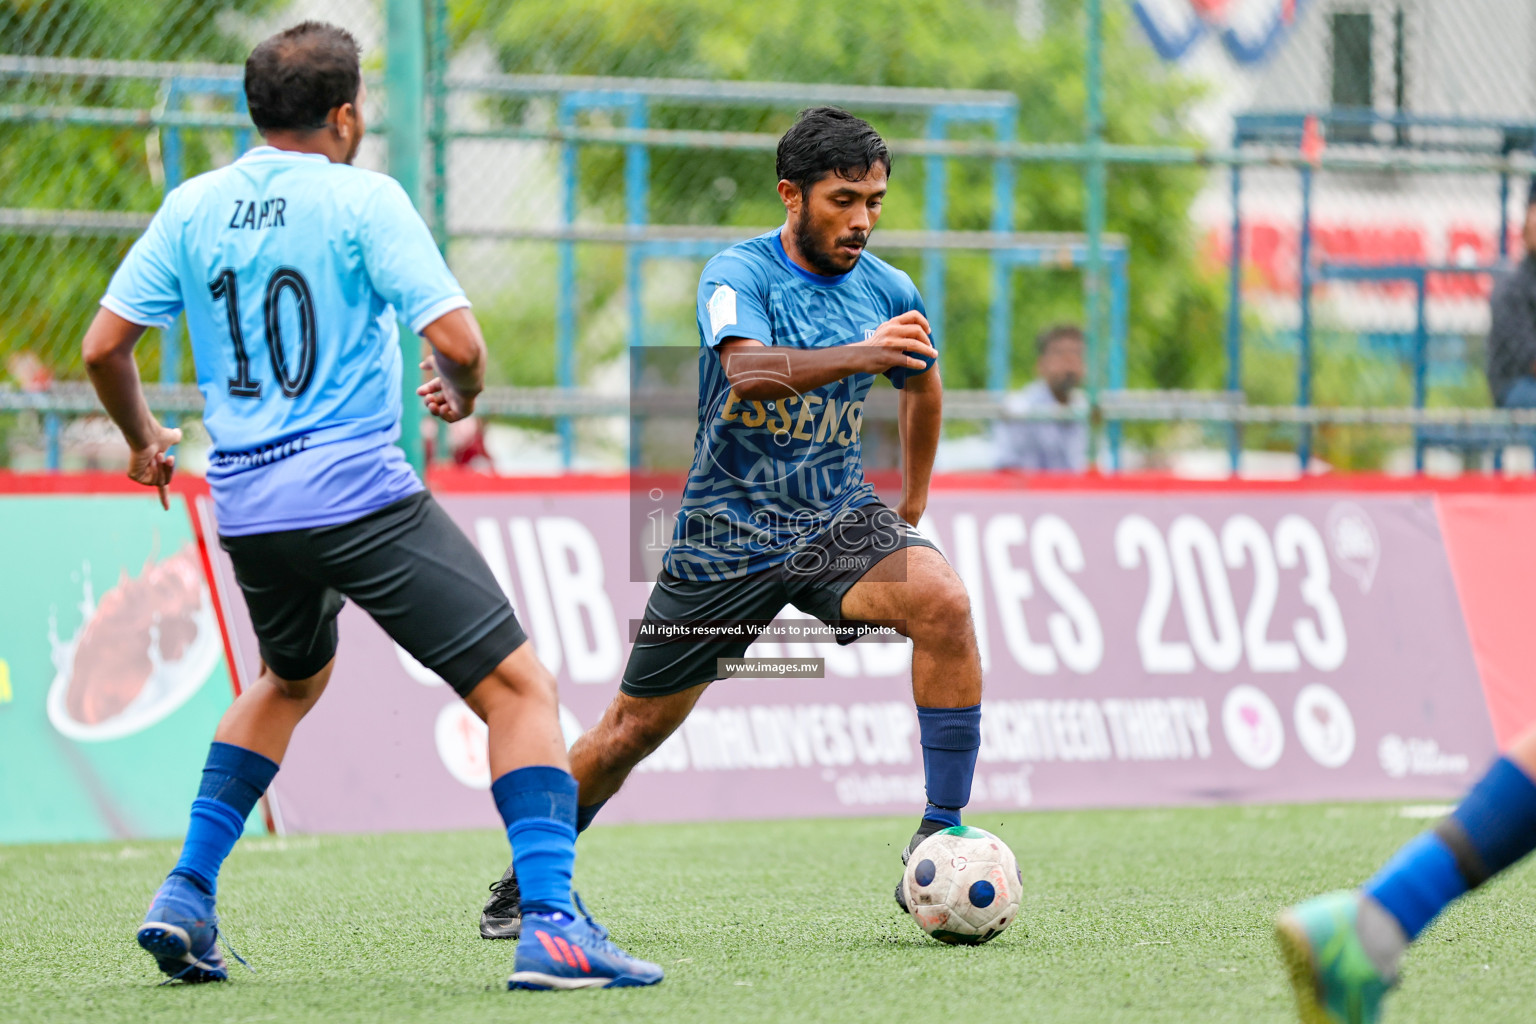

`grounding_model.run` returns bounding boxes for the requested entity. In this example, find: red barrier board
[1437,495,1536,748]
